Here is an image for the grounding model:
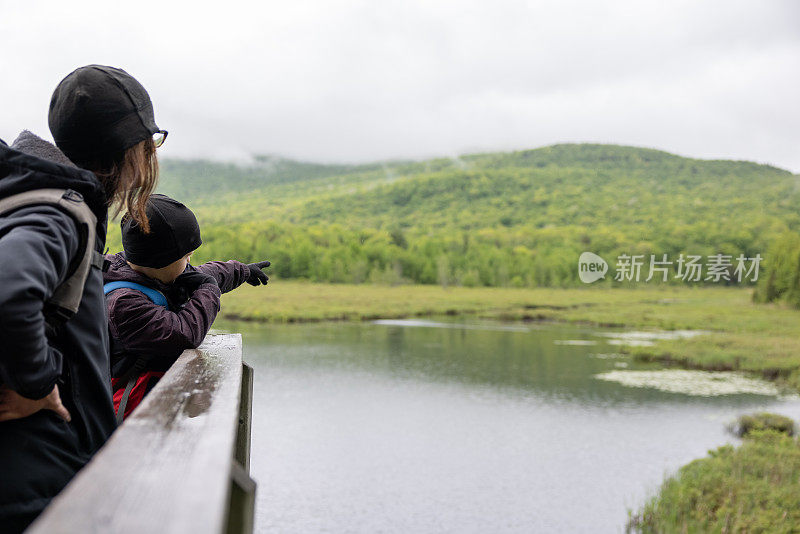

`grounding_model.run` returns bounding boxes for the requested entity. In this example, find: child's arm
[192,261,248,293]
[193,259,270,293]
[107,275,221,359]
